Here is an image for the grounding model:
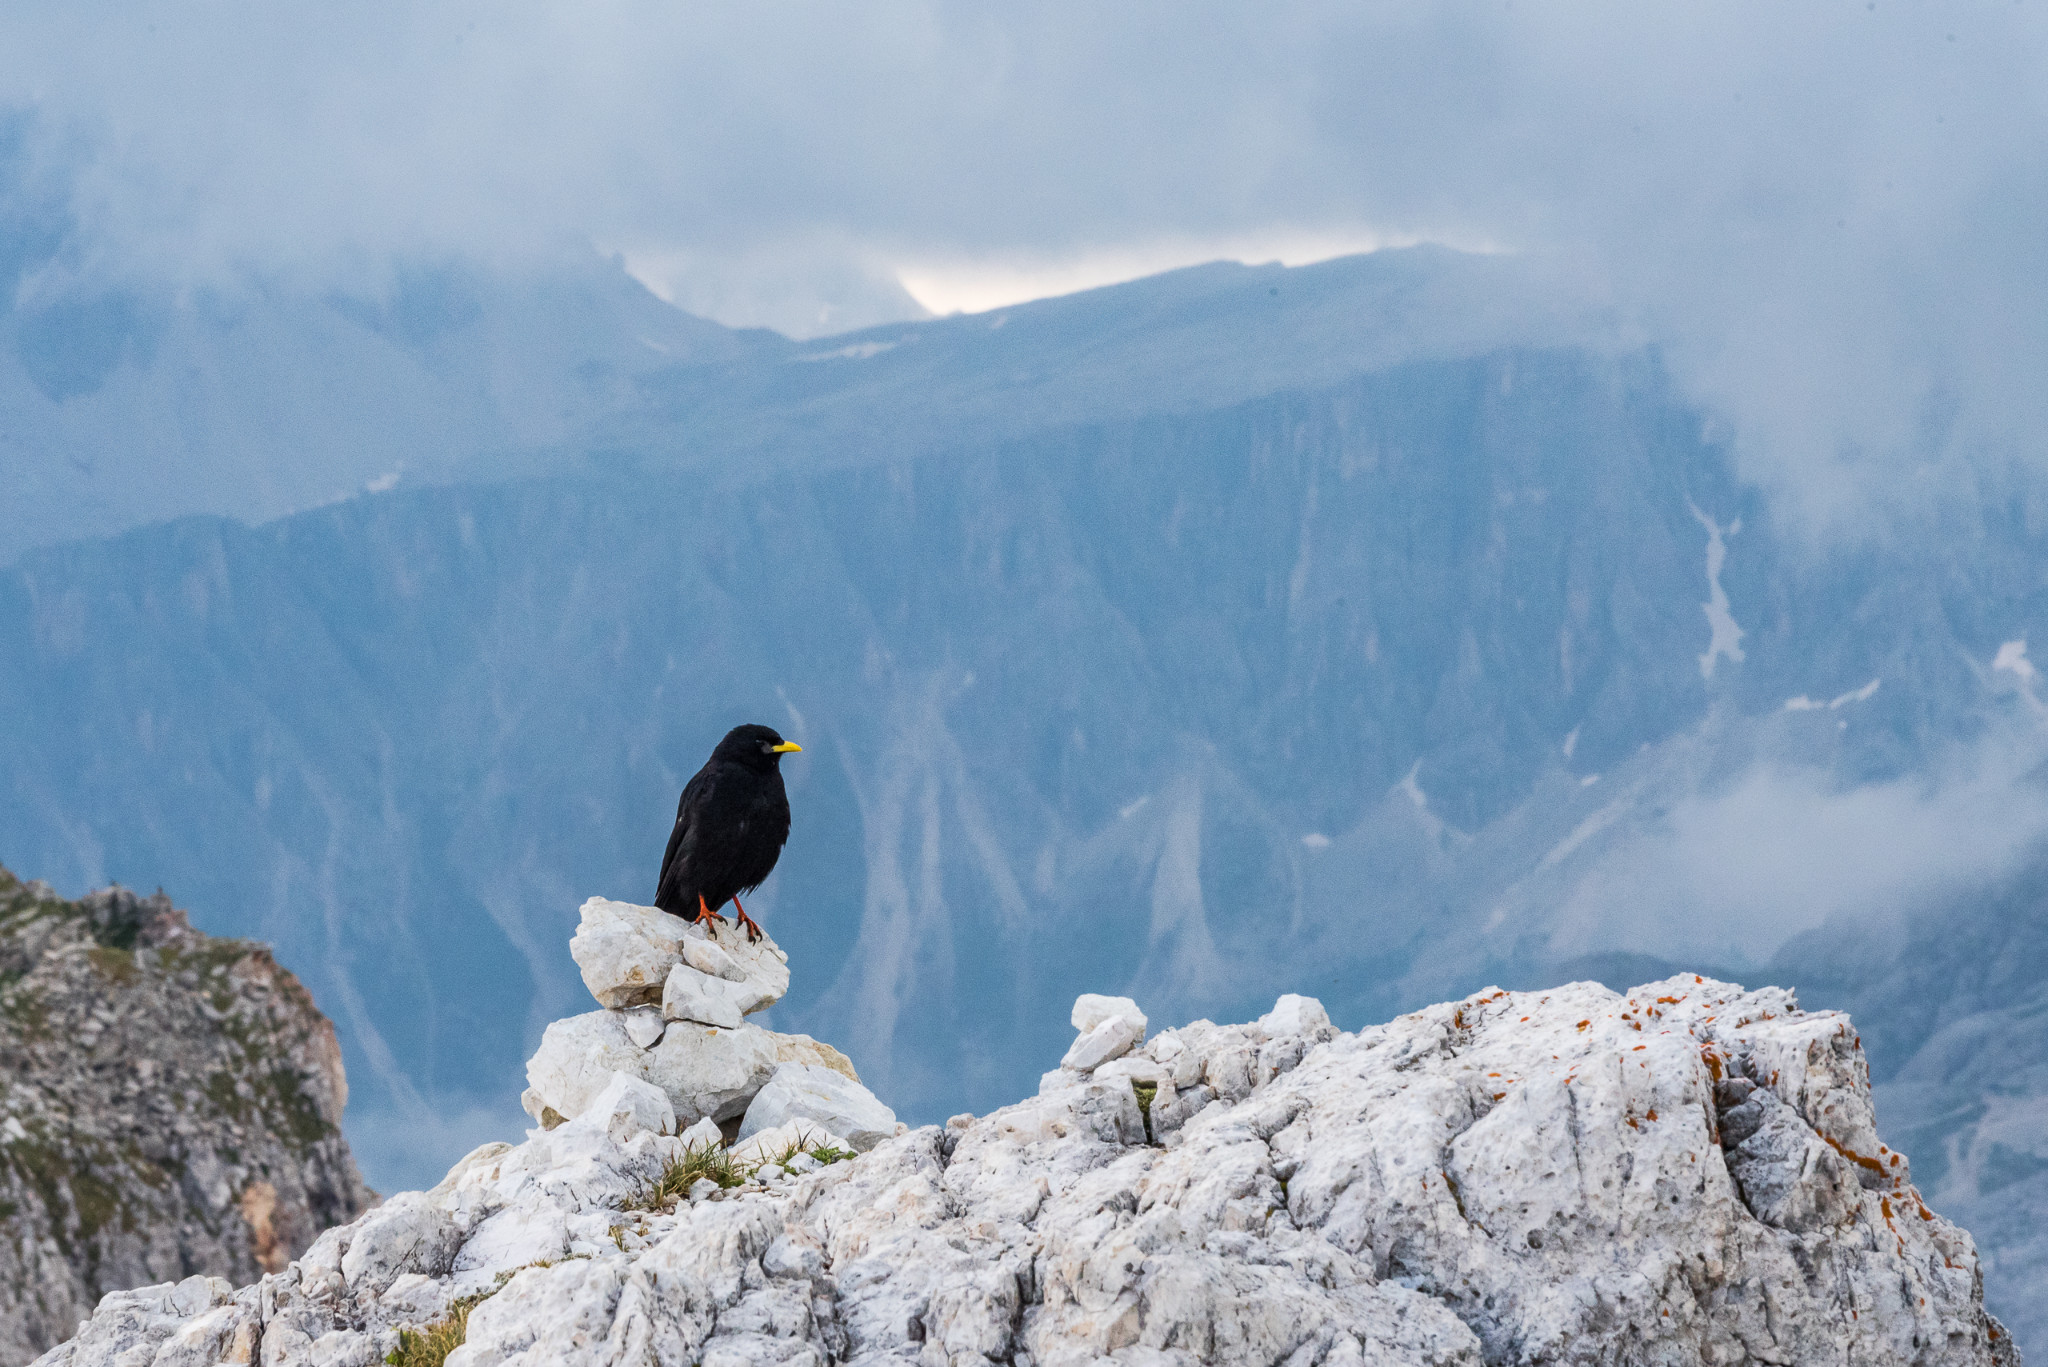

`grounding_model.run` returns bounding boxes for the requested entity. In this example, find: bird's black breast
[654,757,792,916]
